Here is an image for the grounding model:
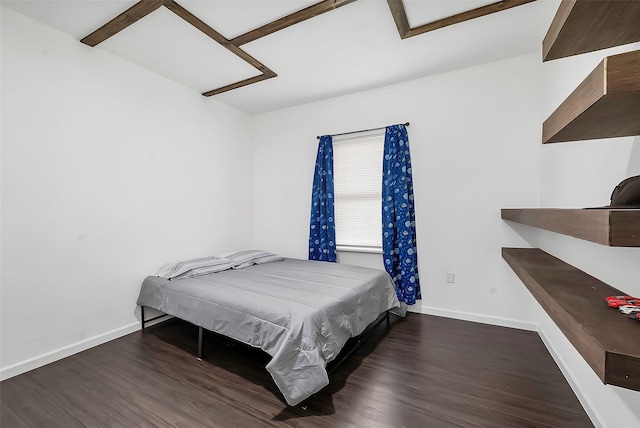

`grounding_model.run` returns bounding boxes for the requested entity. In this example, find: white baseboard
[0,322,140,381]
[536,326,603,428]
[412,304,538,331]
